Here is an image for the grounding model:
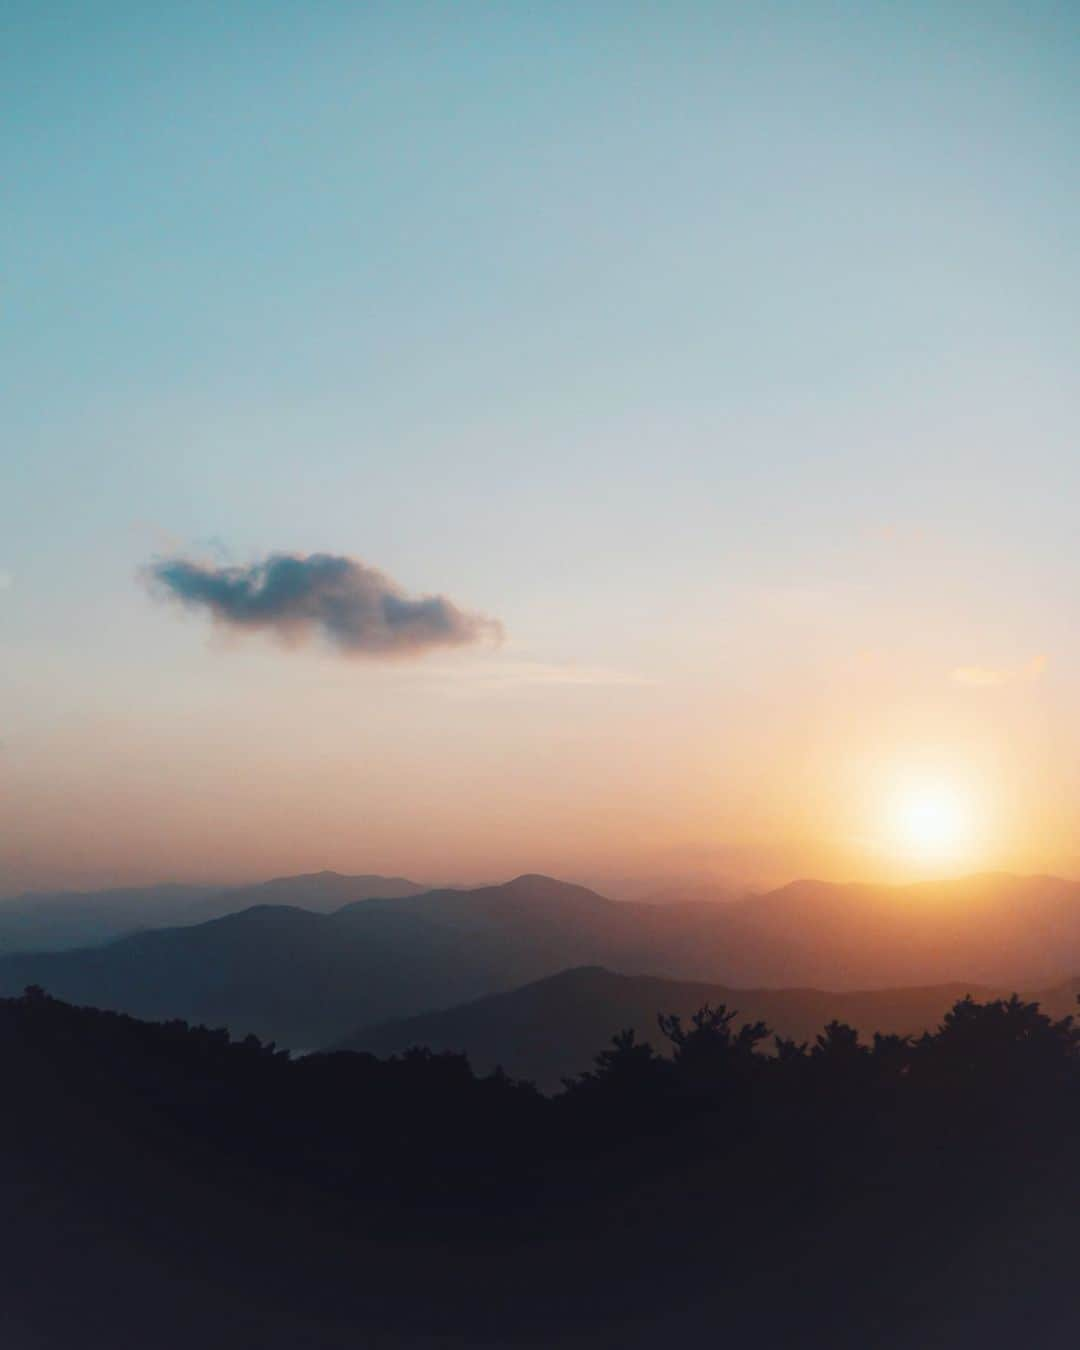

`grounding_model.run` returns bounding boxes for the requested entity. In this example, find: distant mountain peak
[504,873,584,891]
